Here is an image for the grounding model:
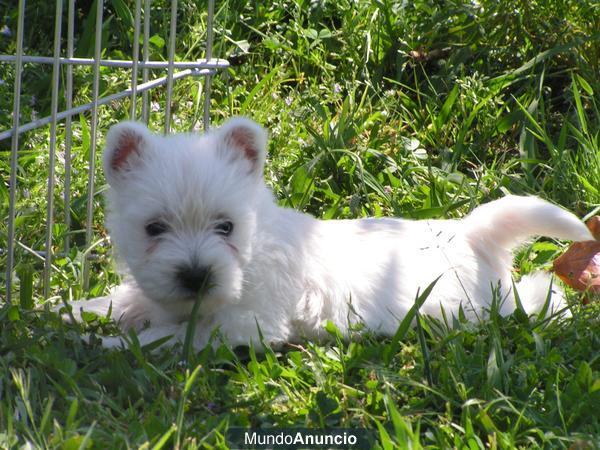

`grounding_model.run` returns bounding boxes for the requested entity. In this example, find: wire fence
[2,0,229,303]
